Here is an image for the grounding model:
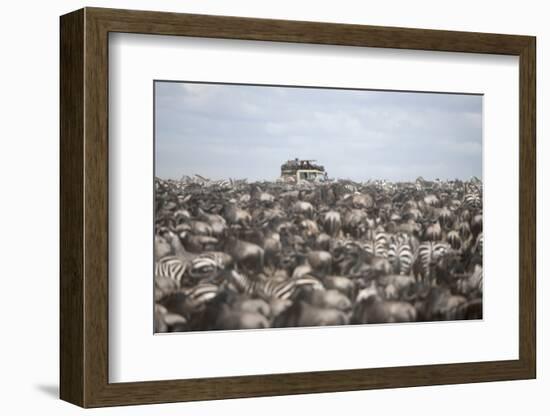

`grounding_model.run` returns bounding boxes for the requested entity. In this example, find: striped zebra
[388,233,414,275]
[363,231,388,258]
[188,252,232,283]
[343,183,357,193]
[155,256,189,287]
[263,275,324,300]
[180,282,221,310]
[228,270,324,300]
[463,192,482,209]
[227,271,268,297]
[188,256,220,280]
[160,283,221,318]
[413,241,450,284]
